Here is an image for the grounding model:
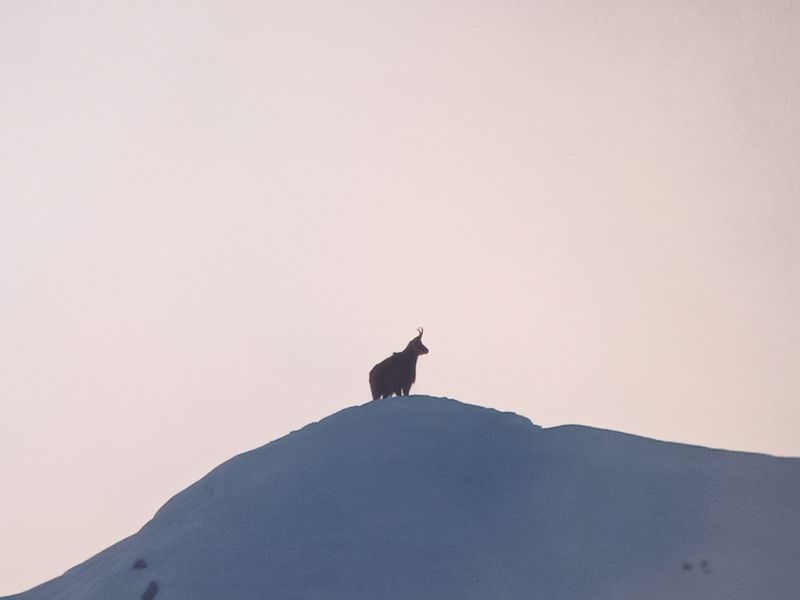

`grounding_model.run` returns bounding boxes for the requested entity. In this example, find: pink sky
[2,0,799,594]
